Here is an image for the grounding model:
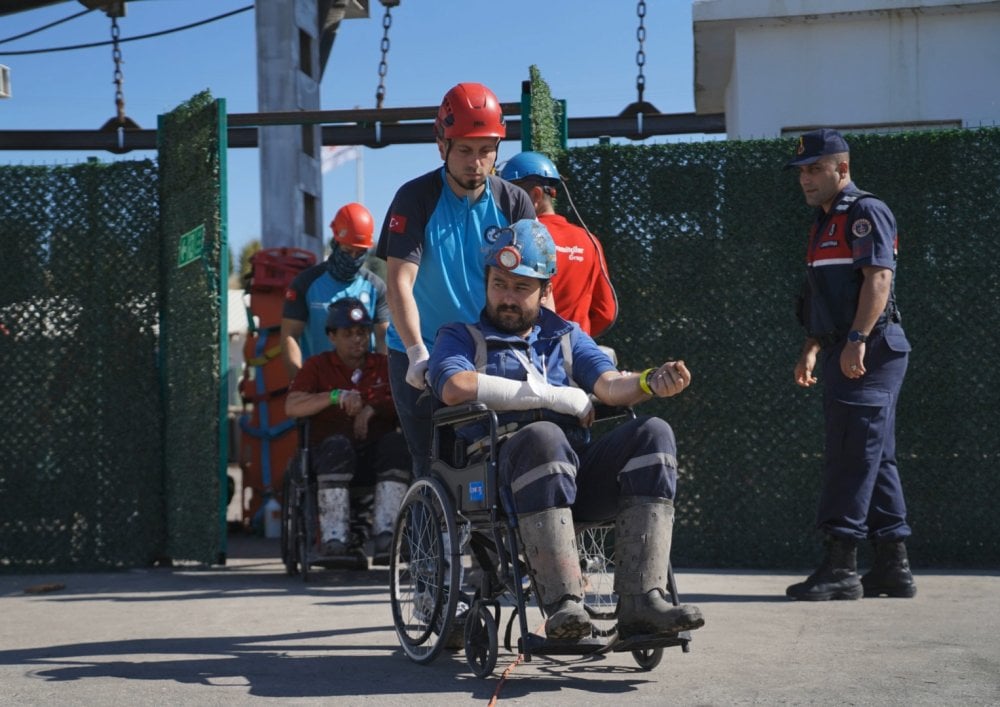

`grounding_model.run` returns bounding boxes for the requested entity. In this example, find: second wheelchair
[280,418,410,577]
